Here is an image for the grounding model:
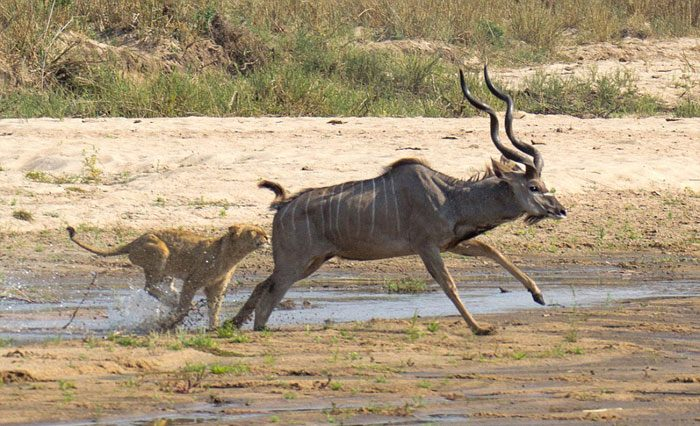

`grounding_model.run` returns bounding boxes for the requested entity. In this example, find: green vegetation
[58,380,76,391]
[107,333,150,348]
[1,0,697,118]
[516,69,663,117]
[24,147,104,185]
[179,333,217,350]
[11,210,33,222]
[405,311,425,342]
[512,351,528,360]
[208,363,250,375]
[181,363,207,374]
[674,99,700,117]
[385,278,429,294]
[216,324,251,343]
